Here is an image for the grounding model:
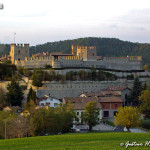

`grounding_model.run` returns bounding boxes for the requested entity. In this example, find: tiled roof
[37,96,47,101]
[63,97,102,110]
[98,97,123,103]
[32,53,44,57]
[49,52,63,55]
[51,54,73,56]
[81,91,120,97]
[105,86,130,91]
